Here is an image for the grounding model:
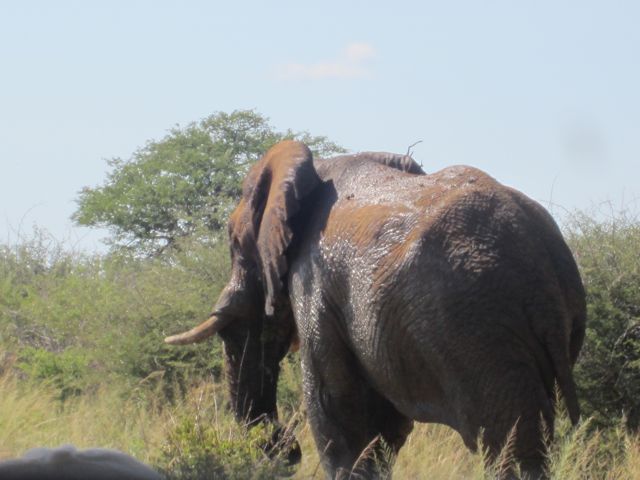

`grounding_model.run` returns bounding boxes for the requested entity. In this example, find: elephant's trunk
[164,314,231,345]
